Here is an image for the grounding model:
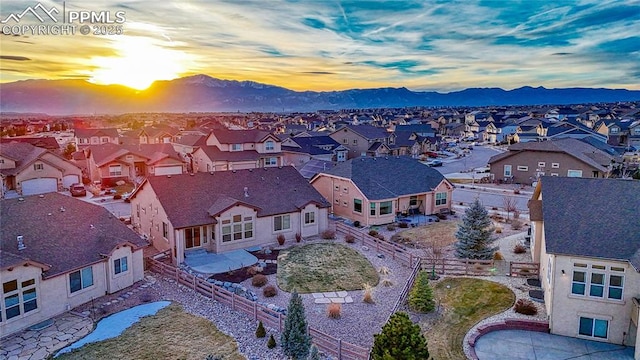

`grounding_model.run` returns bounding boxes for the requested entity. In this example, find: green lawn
[277,243,379,293]
[423,277,515,360]
[55,303,245,360]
